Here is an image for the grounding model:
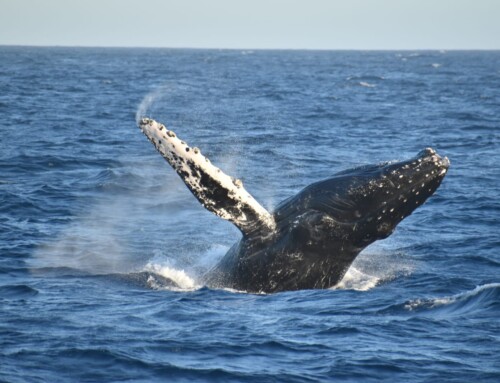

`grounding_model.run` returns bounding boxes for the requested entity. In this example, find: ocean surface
[1,47,499,382]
